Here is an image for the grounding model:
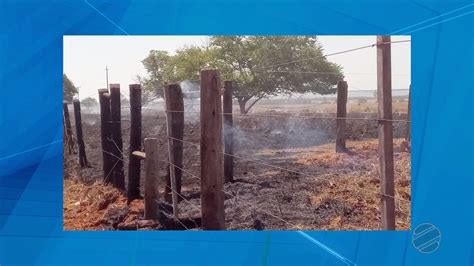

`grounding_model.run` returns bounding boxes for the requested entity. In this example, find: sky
[63,35,411,100]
